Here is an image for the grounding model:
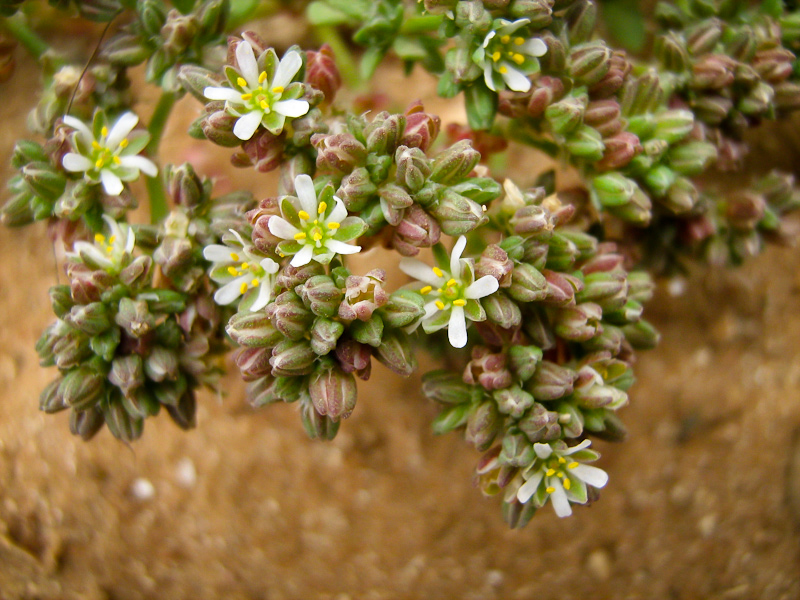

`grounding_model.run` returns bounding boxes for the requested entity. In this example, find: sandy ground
[0,26,799,600]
